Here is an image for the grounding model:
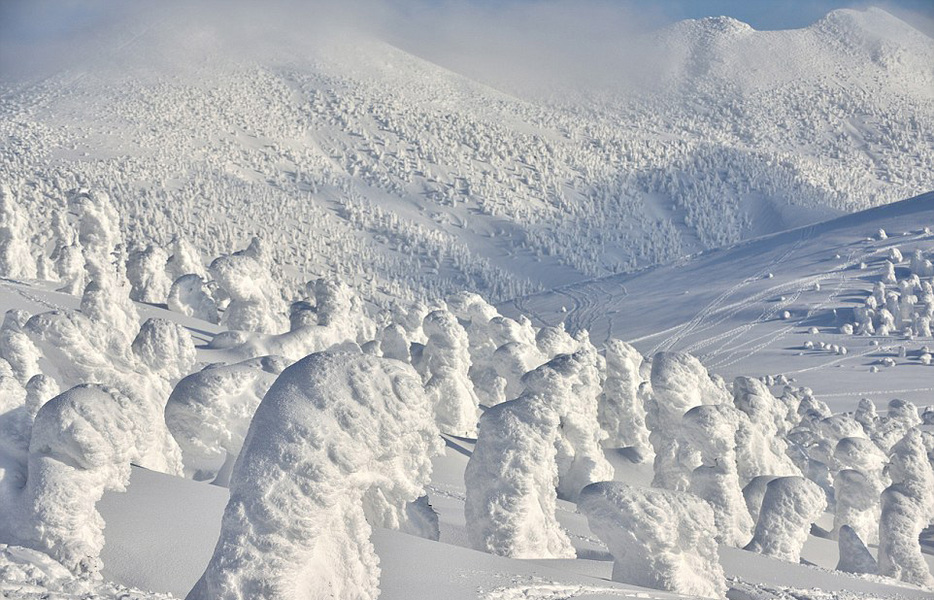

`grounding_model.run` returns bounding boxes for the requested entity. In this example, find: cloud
[1,1,930,91]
